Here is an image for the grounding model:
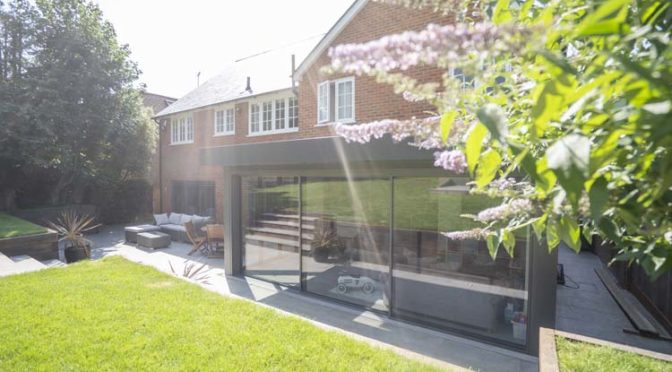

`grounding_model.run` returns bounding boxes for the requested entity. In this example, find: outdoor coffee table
[125,224,162,243]
[137,231,171,250]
